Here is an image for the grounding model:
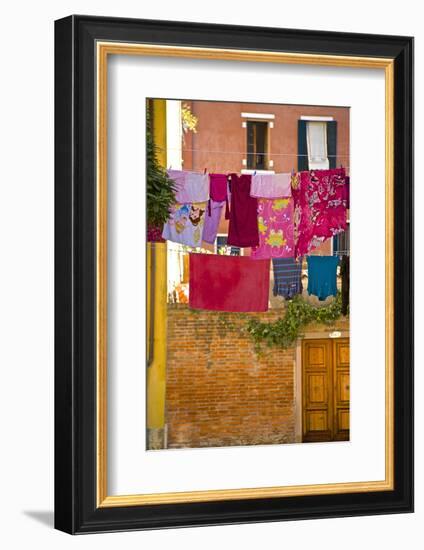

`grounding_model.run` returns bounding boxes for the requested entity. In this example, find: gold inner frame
[96,42,394,508]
